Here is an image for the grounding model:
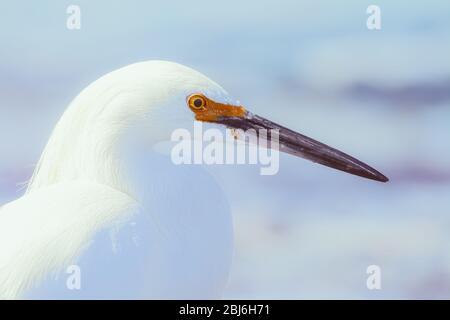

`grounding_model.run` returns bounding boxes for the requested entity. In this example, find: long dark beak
[216,112,389,183]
